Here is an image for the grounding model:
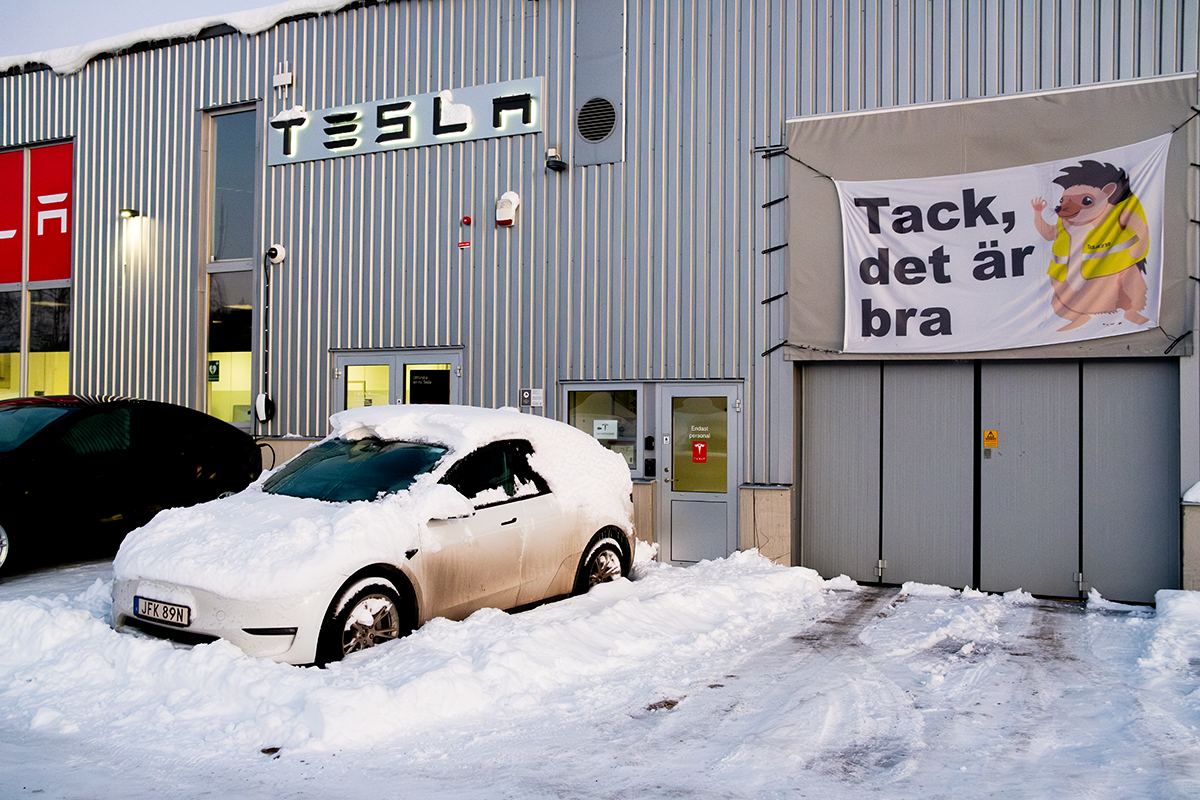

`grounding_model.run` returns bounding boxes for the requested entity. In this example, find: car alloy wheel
[317,576,410,664]
[574,534,627,595]
[341,589,402,655]
[587,545,623,588]
[0,523,8,570]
